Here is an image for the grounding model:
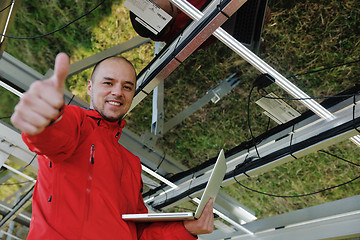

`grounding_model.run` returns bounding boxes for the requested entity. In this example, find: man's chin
[103,115,123,122]
[100,112,124,122]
